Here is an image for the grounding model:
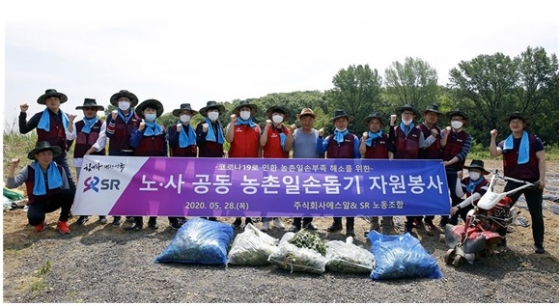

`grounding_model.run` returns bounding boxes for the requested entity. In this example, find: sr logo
[83,176,121,192]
